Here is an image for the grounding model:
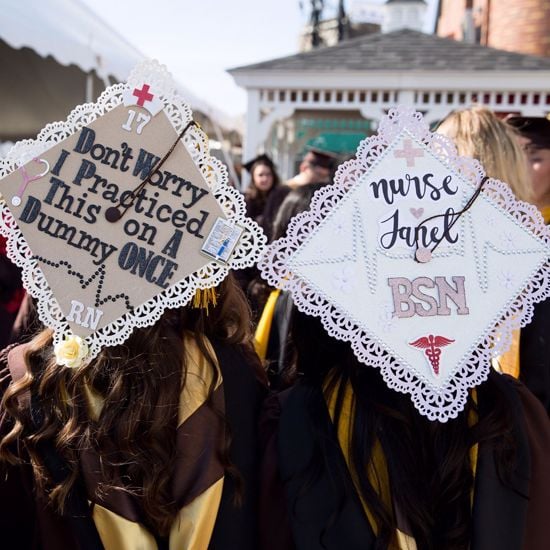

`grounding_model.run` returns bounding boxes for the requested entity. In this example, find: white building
[230,28,550,181]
